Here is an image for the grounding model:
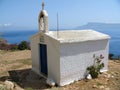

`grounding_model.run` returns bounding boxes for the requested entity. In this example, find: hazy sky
[0,0,120,30]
